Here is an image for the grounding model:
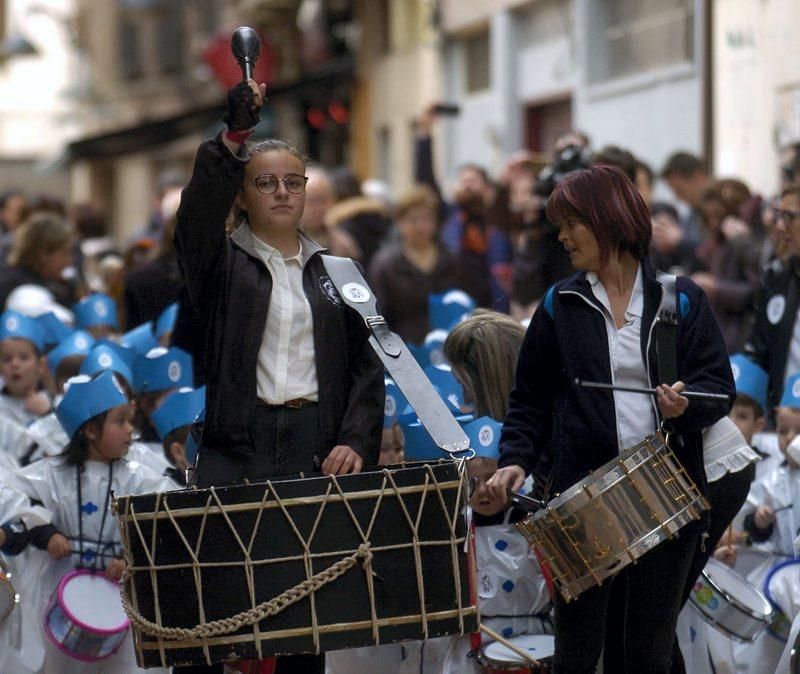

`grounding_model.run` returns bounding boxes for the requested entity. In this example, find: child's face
[89,403,134,462]
[729,402,764,445]
[468,457,507,517]
[775,407,800,455]
[0,338,42,397]
[379,426,403,466]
